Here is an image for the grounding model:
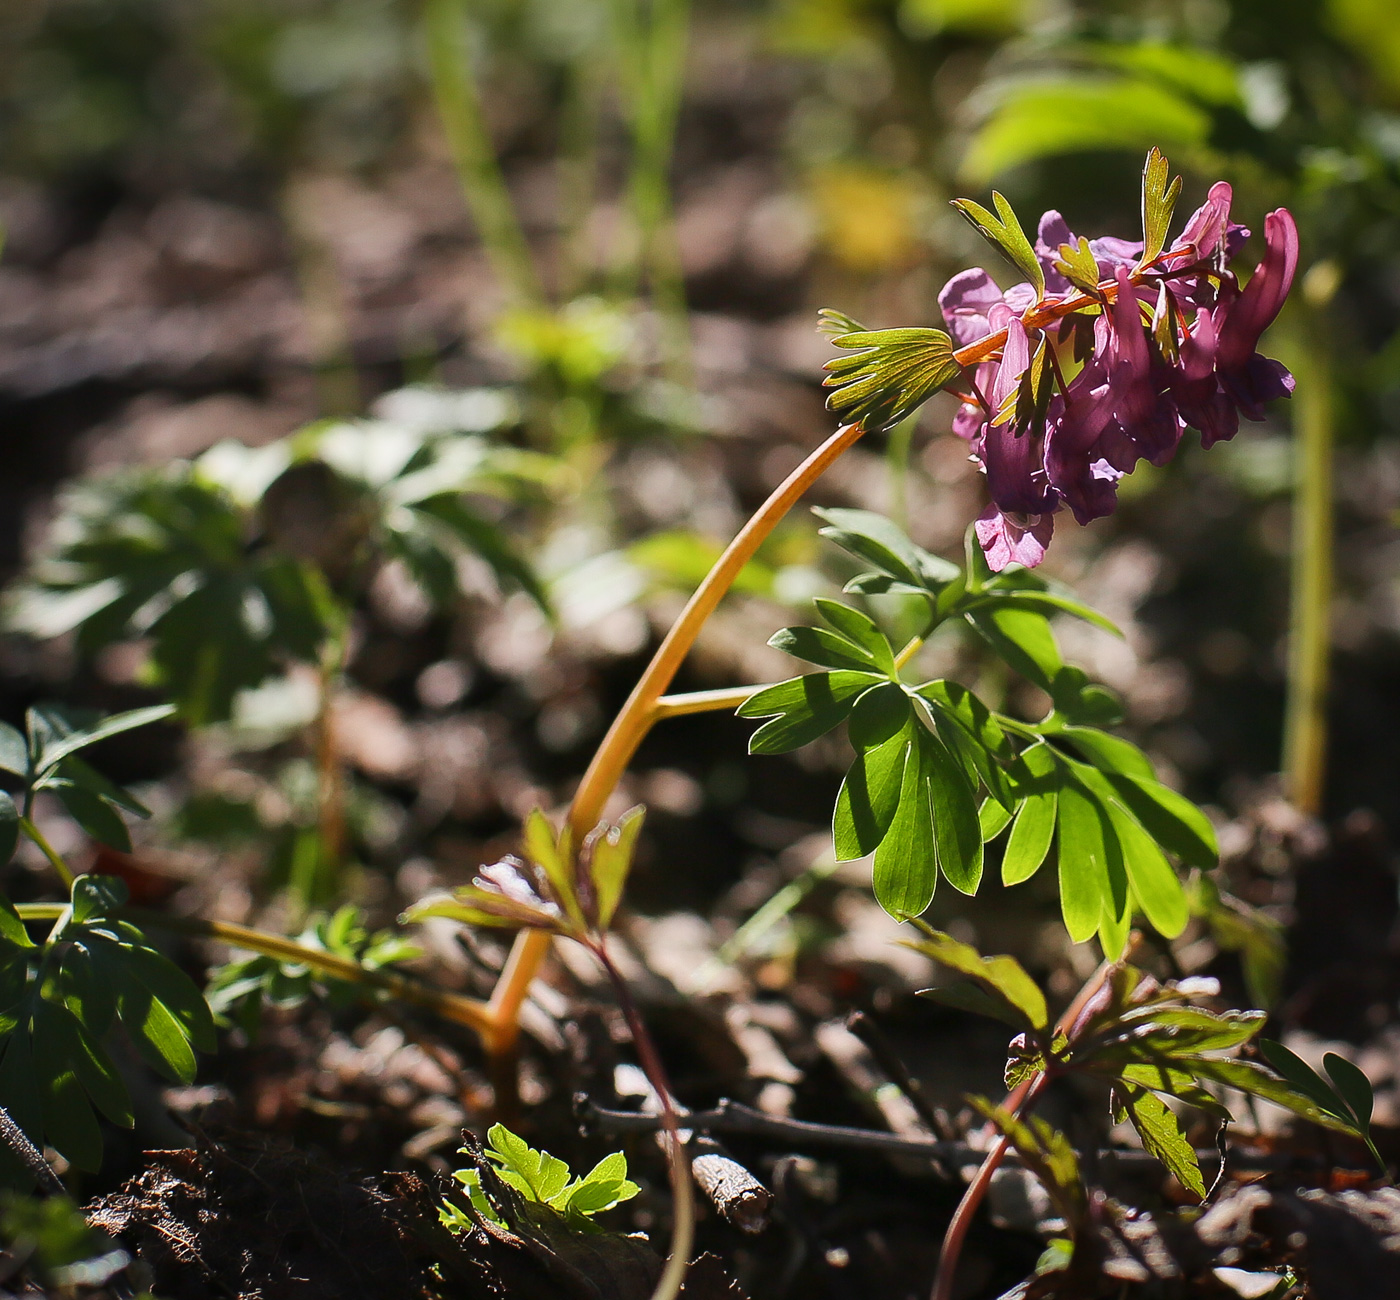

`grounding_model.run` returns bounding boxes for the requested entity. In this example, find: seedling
[442,1123,639,1233]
